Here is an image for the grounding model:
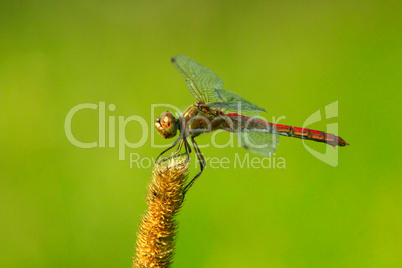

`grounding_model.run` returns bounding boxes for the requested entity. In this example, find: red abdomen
[227,113,349,147]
